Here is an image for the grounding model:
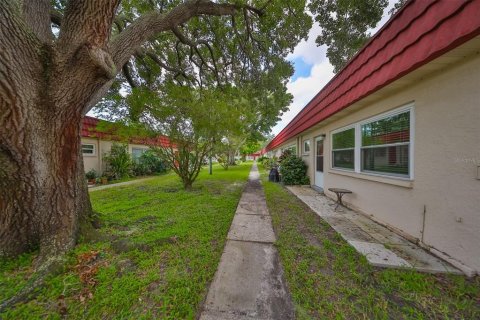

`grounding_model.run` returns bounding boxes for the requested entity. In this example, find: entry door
[315,136,324,189]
